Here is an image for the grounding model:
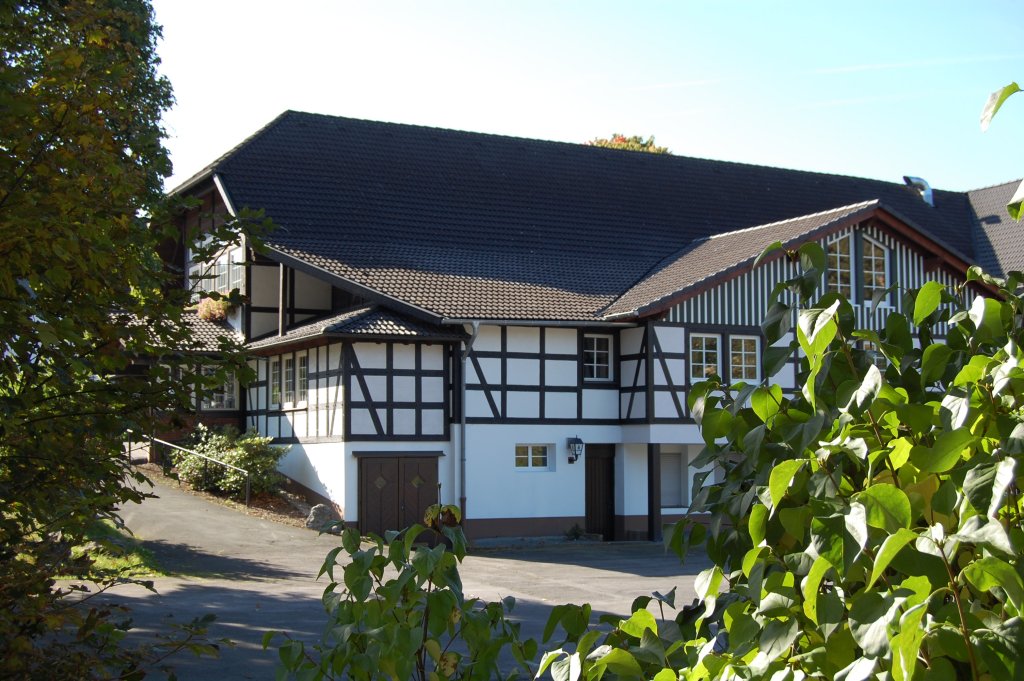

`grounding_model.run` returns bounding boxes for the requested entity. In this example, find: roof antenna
[903,176,934,207]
